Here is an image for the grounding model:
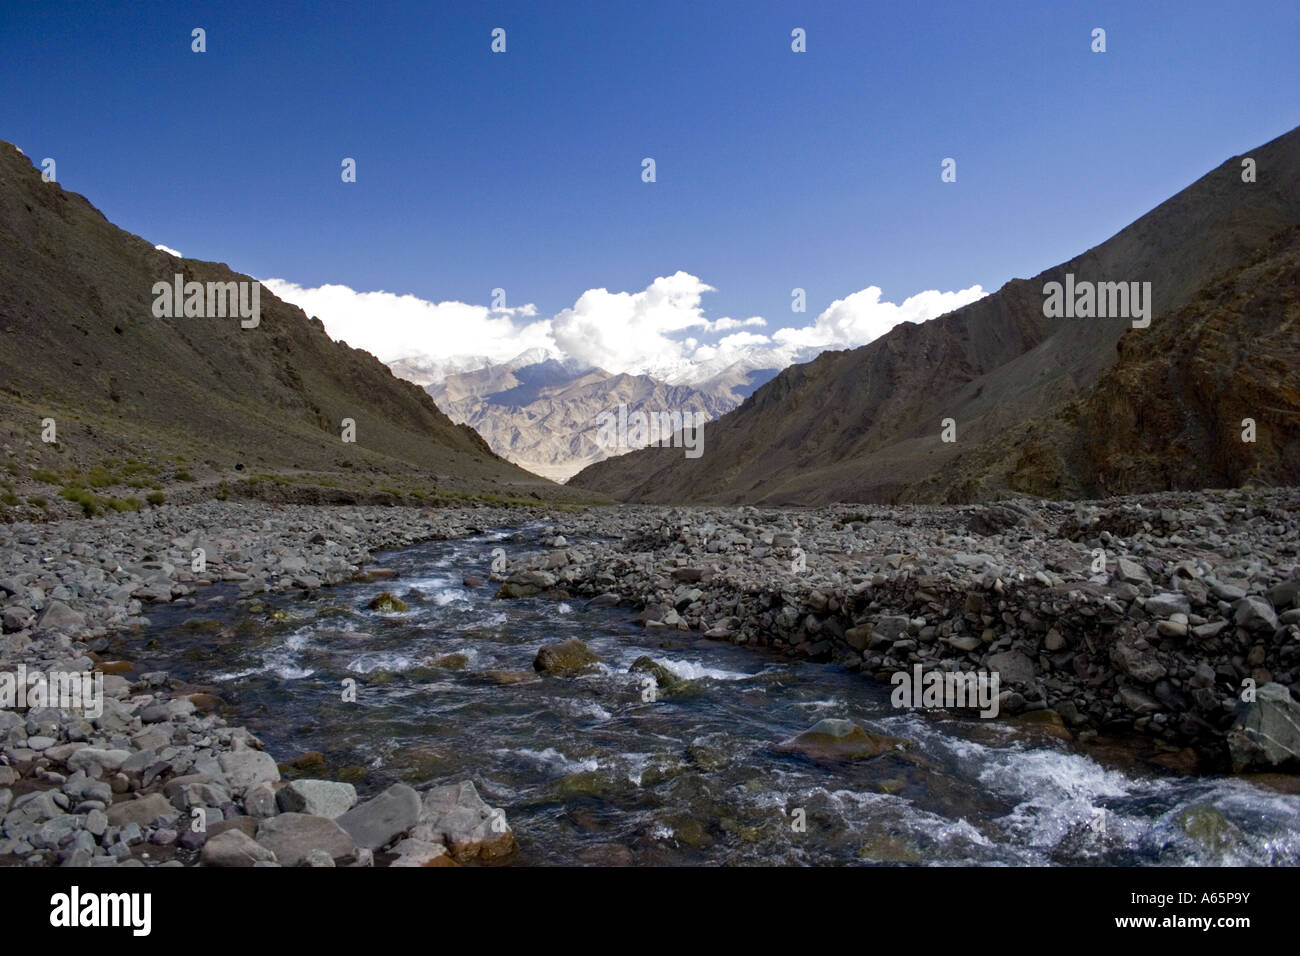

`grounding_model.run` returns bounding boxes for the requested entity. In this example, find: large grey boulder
[218,749,280,794]
[201,829,277,867]
[986,650,1038,686]
[106,793,175,828]
[35,601,86,633]
[67,748,131,774]
[276,779,358,819]
[1228,682,1300,772]
[336,783,421,851]
[414,781,515,862]
[1265,576,1299,610]
[255,813,358,867]
[1233,596,1279,632]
